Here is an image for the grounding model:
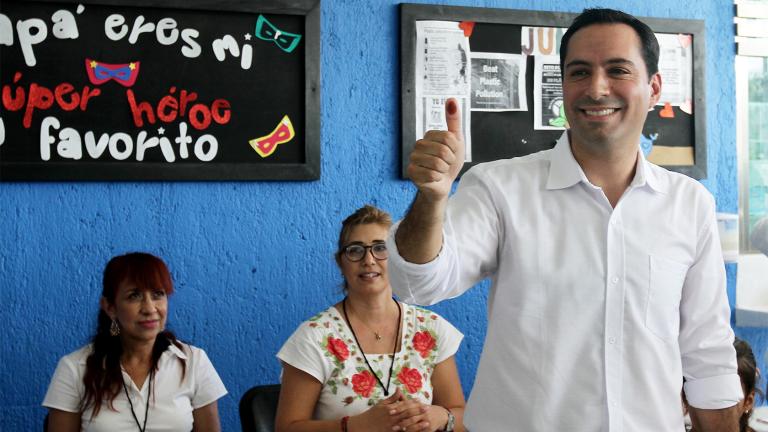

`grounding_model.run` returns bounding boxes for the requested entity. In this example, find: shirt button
[609,337,616,344]
[611,276,619,284]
